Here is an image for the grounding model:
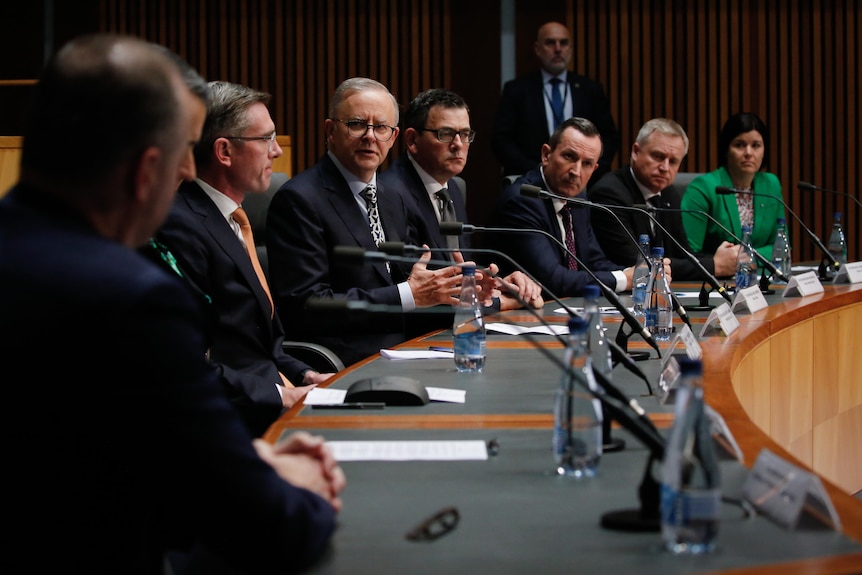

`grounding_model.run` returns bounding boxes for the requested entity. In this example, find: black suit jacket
[156,180,315,436]
[587,166,719,280]
[0,185,335,572]
[378,154,470,259]
[487,168,623,297]
[491,69,620,181]
[266,153,420,366]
